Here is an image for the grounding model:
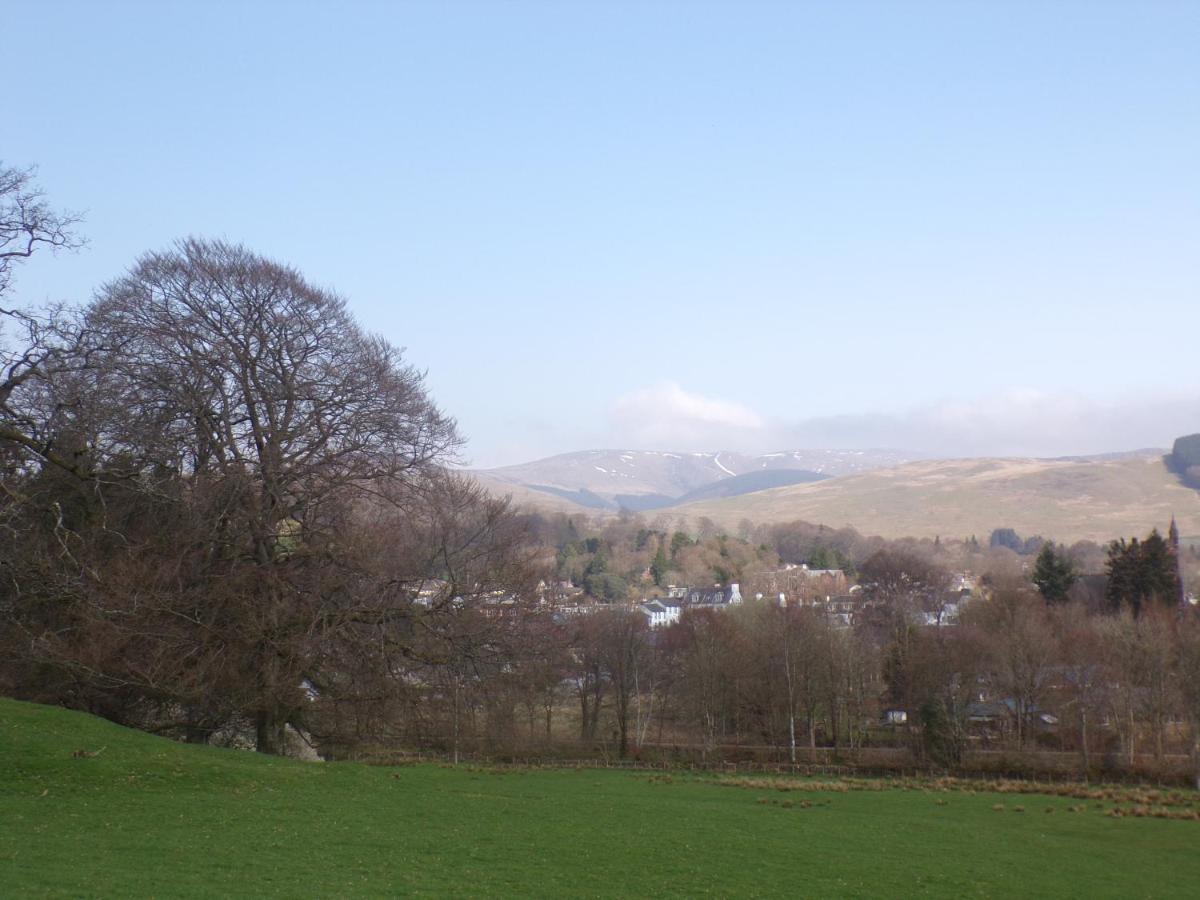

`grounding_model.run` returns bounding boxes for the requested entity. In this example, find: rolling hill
[674,453,1200,543]
[470,448,916,513]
